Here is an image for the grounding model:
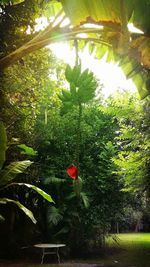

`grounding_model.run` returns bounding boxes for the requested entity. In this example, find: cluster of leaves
[107,93,150,193]
[0,0,46,58]
[60,64,97,107]
[0,46,66,251]
[104,92,150,231]
[0,48,61,143]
